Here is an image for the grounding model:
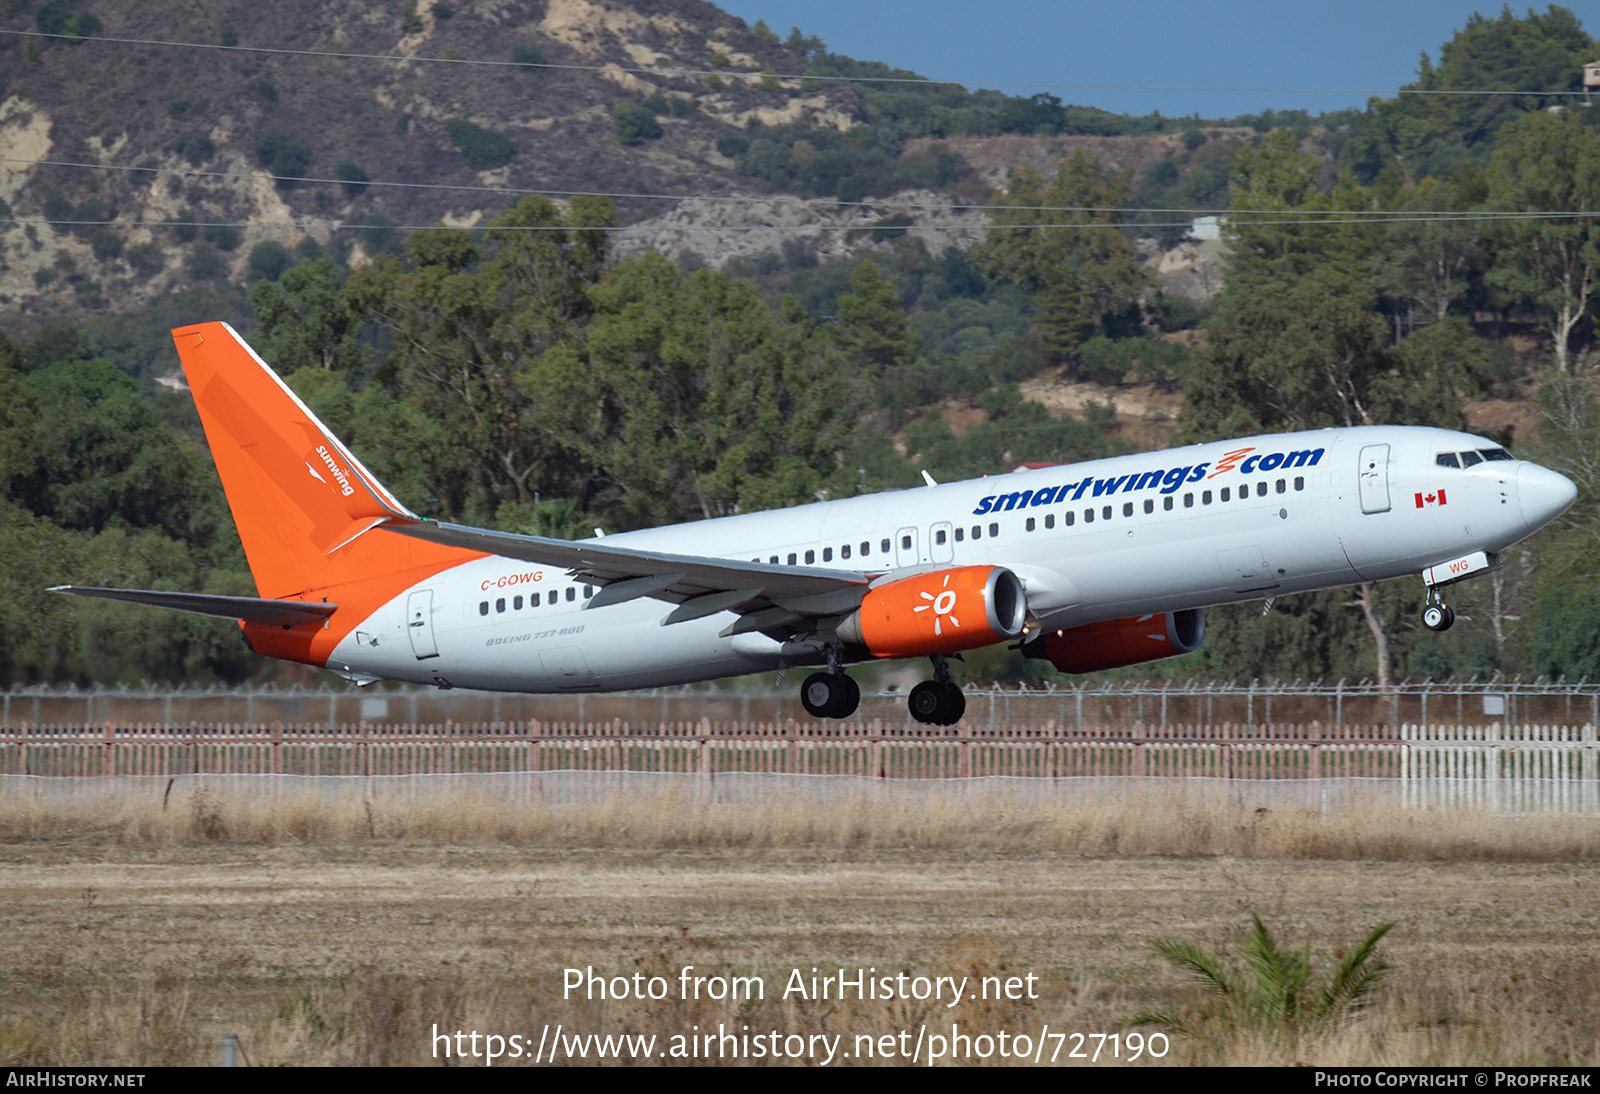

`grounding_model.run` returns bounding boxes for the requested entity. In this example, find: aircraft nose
[1517,463,1577,532]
